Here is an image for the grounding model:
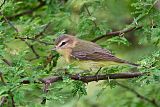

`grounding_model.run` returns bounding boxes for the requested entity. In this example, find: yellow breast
[56,48,72,63]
